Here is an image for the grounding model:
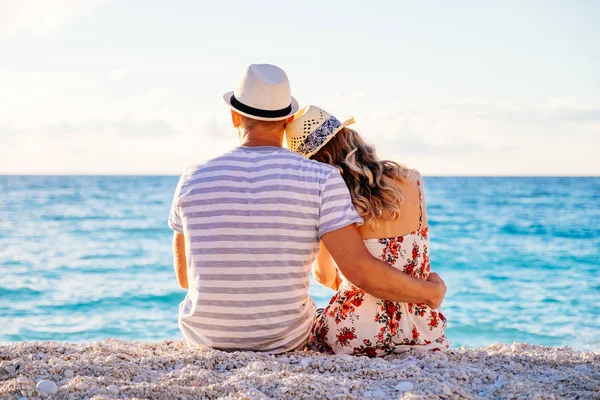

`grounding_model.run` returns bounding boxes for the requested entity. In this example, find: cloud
[0,0,108,39]
[0,122,24,136]
[43,119,179,137]
[538,107,600,123]
[439,100,600,124]
[106,70,128,81]
[382,135,485,155]
[198,117,231,138]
